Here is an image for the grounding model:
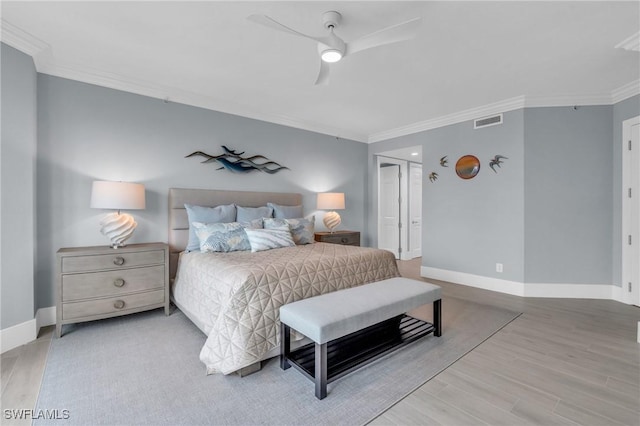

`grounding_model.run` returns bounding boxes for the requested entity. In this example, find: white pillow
[244,226,295,252]
[264,216,315,245]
